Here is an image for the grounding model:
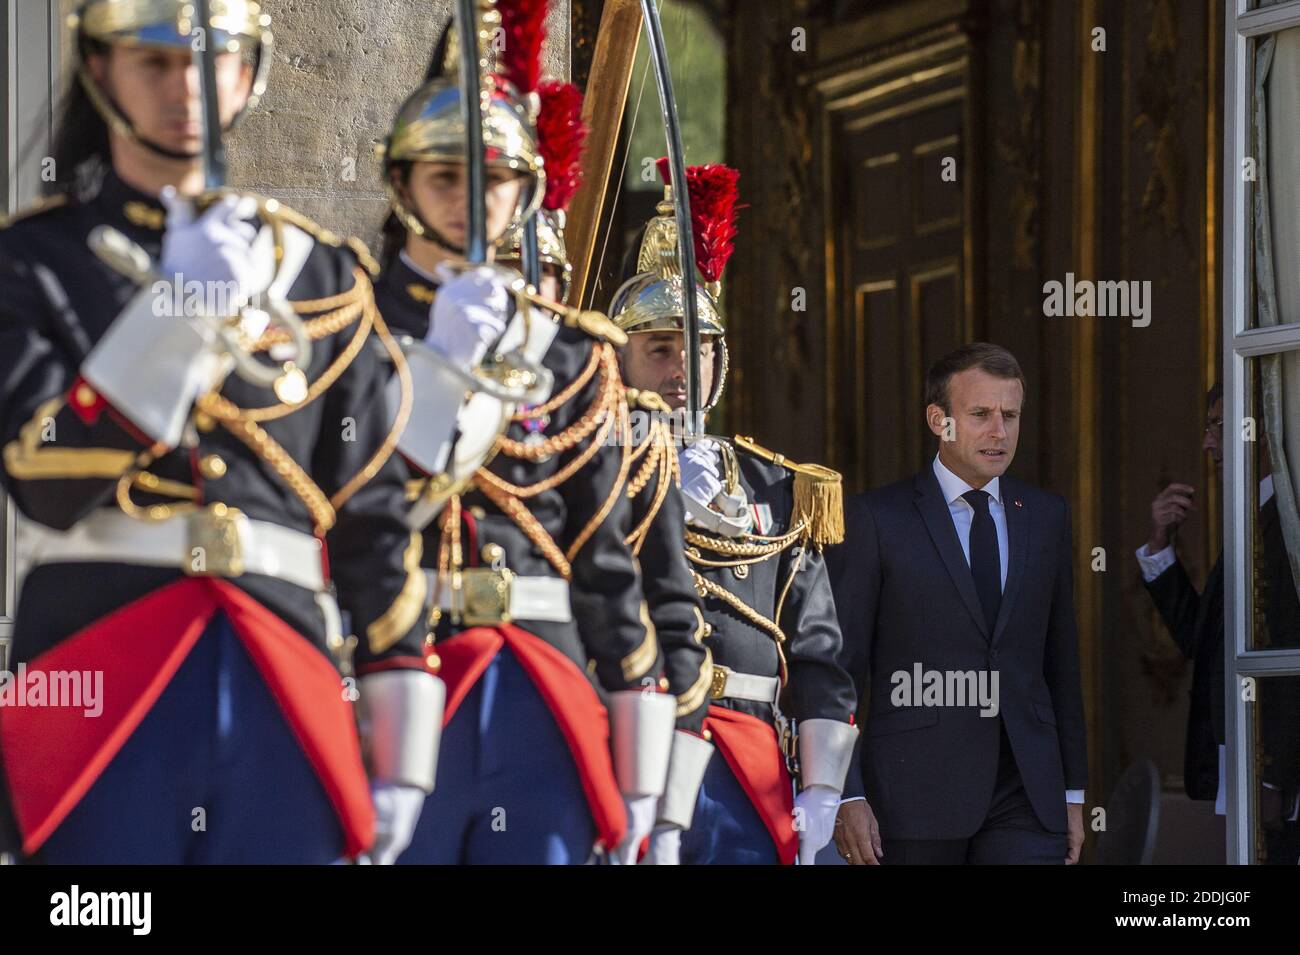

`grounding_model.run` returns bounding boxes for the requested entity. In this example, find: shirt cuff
[1065,789,1085,805]
[838,795,867,805]
[1134,543,1176,582]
